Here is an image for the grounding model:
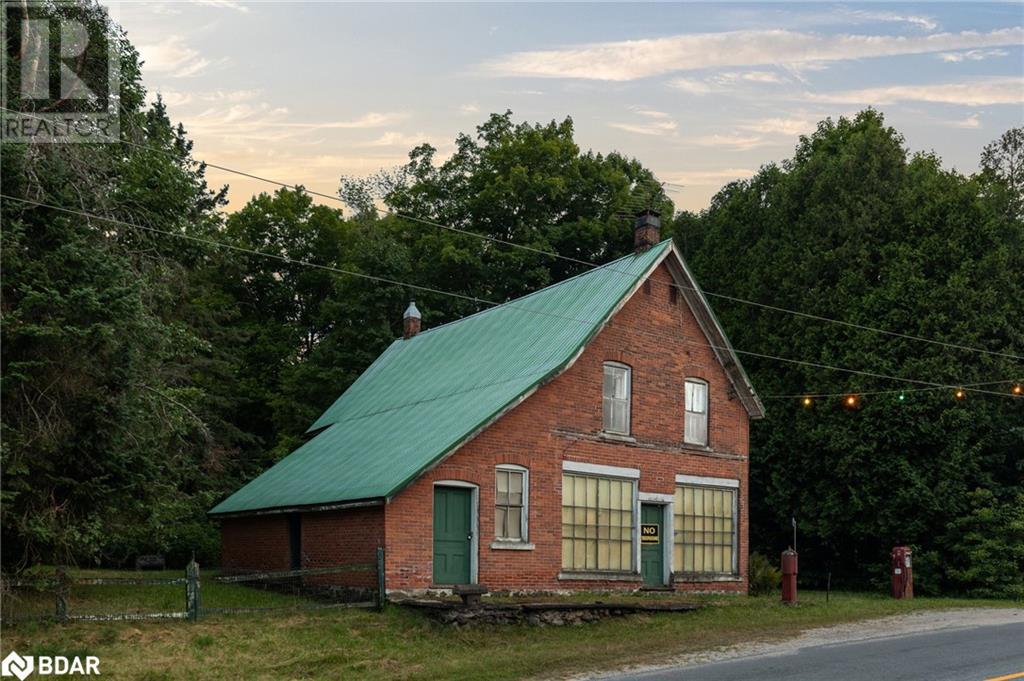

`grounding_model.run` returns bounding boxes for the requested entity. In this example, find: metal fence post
[186,559,201,622]
[55,566,69,622]
[376,546,386,611]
